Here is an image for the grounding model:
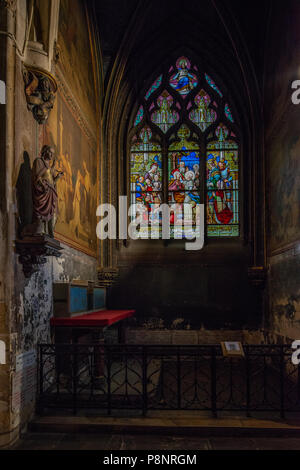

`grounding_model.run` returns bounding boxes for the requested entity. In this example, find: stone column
[0,0,17,448]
